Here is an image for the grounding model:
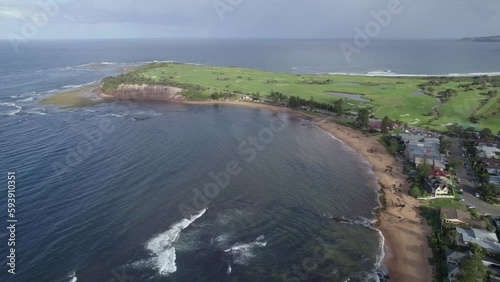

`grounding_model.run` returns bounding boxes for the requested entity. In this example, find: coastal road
[451,138,500,217]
